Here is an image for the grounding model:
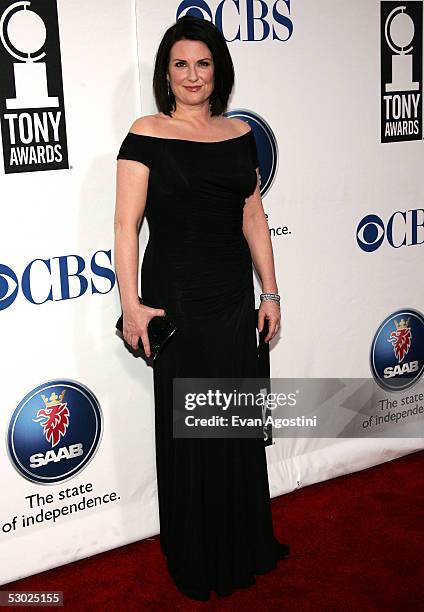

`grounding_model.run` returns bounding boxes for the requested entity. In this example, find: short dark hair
[153,16,234,117]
